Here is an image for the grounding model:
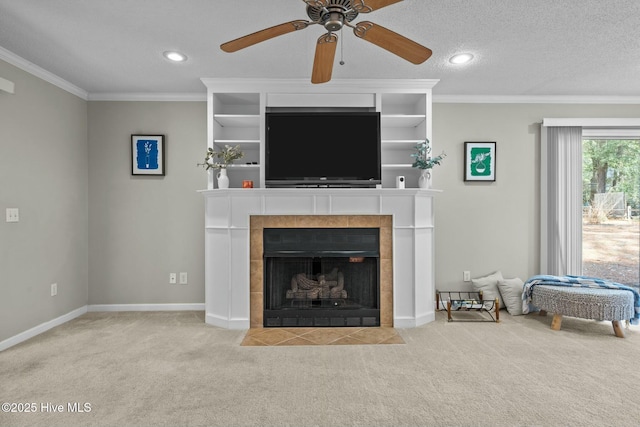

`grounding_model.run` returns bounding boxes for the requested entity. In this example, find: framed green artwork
[464,142,496,181]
